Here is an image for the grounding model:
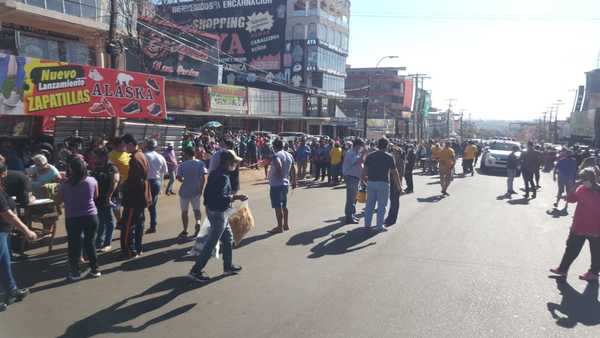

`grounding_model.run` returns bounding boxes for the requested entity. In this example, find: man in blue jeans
[268,139,297,234]
[91,149,119,252]
[0,162,37,311]
[362,138,402,232]
[342,138,366,224]
[144,139,167,234]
